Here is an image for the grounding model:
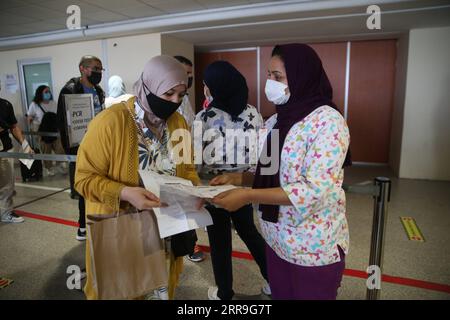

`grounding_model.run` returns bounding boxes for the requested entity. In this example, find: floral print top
[258,105,350,267]
[194,104,263,176]
[133,101,175,176]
